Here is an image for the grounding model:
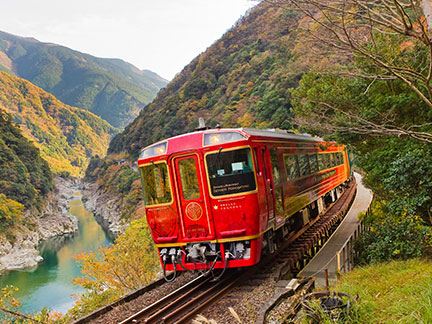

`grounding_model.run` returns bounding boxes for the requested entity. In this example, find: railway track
[118,270,243,324]
[74,180,357,324]
[273,180,357,275]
